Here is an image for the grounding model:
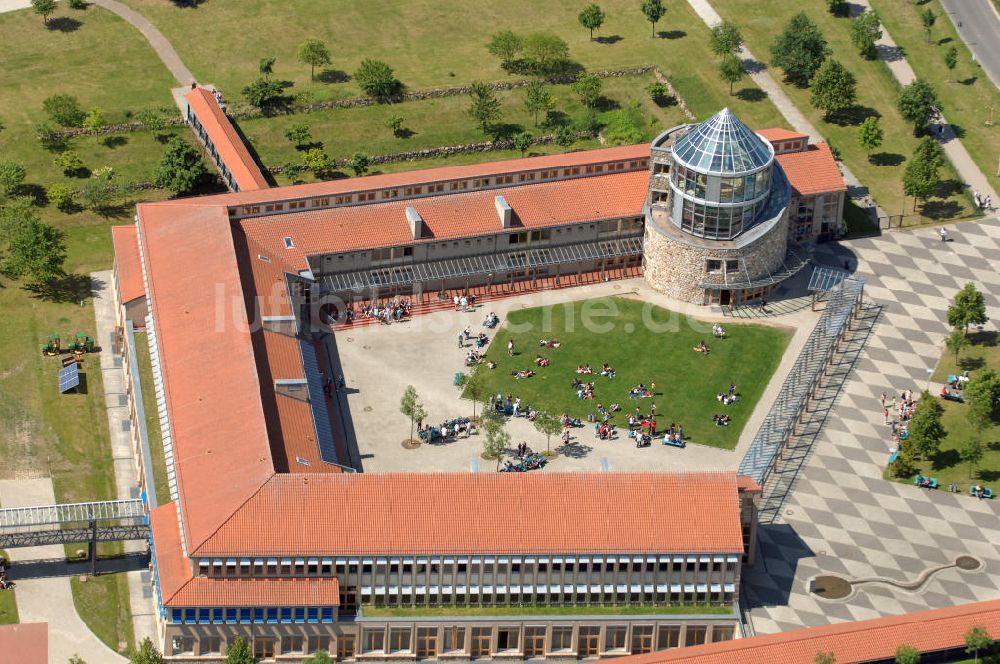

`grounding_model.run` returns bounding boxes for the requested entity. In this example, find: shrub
[42,94,87,127]
[47,183,76,211]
